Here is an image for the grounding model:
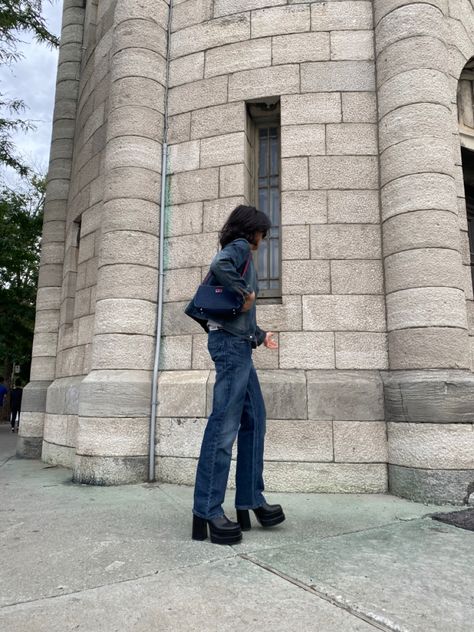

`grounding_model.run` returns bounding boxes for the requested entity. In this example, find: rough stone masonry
[17,0,474,504]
